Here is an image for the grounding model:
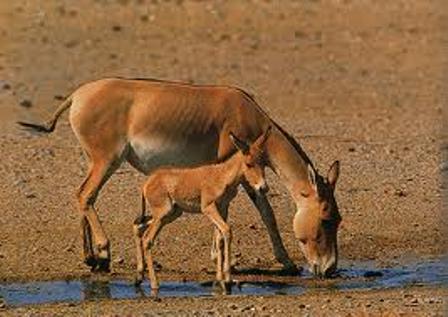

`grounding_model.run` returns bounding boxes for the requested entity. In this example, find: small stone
[19,99,33,108]
[154,261,163,271]
[25,192,36,199]
[241,305,255,312]
[394,189,407,197]
[228,303,238,310]
[113,256,124,264]
[64,245,74,252]
[299,303,306,309]
[0,301,5,309]
[348,147,356,152]
[249,224,257,230]
[112,25,122,32]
